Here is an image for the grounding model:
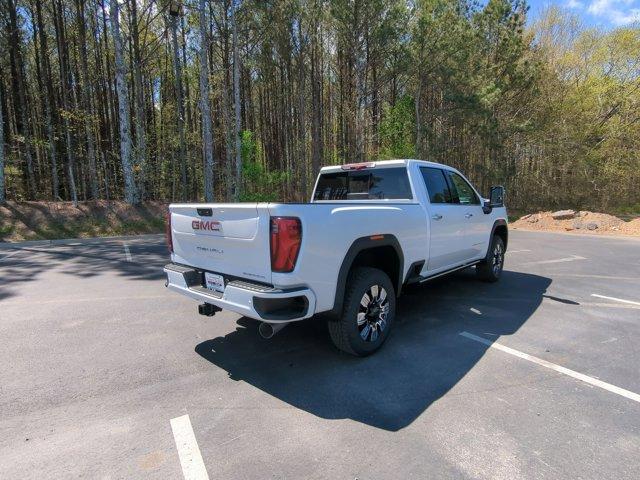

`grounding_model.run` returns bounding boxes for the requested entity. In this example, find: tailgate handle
[197,208,213,217]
